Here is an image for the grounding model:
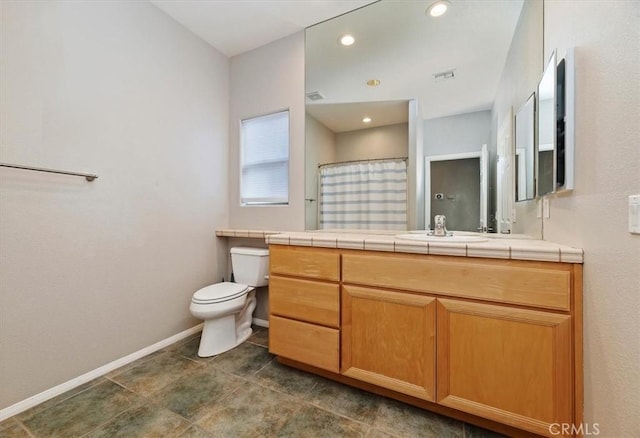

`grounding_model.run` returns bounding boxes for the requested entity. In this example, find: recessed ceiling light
[427,0,451,17]
[339,34,355,46]
[366,79,381,87]
[362,117,372,123]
